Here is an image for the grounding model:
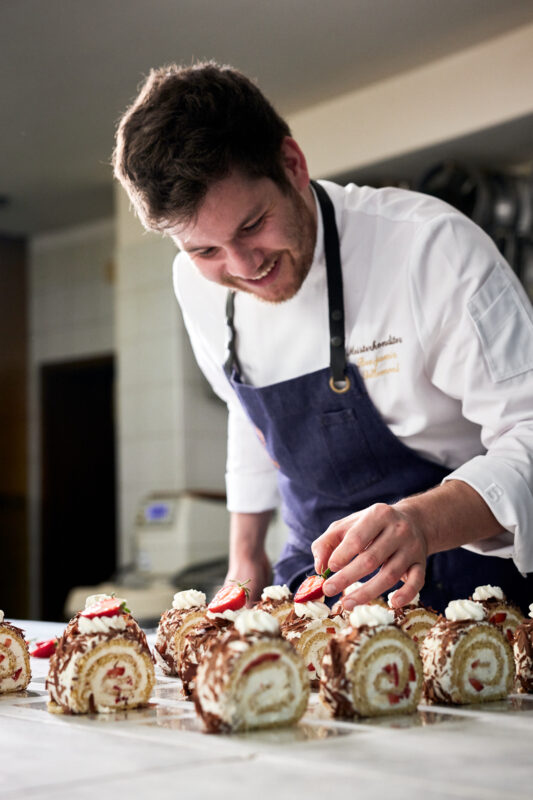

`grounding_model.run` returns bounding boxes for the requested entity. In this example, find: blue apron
[223,181,533,614]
